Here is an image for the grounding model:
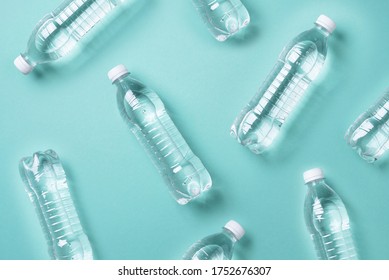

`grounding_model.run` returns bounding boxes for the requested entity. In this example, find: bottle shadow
[234,231,253,260]
[30,0,149,80]
[374,152,389,169]
[190,187,225,212]
[227,1,261,46]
